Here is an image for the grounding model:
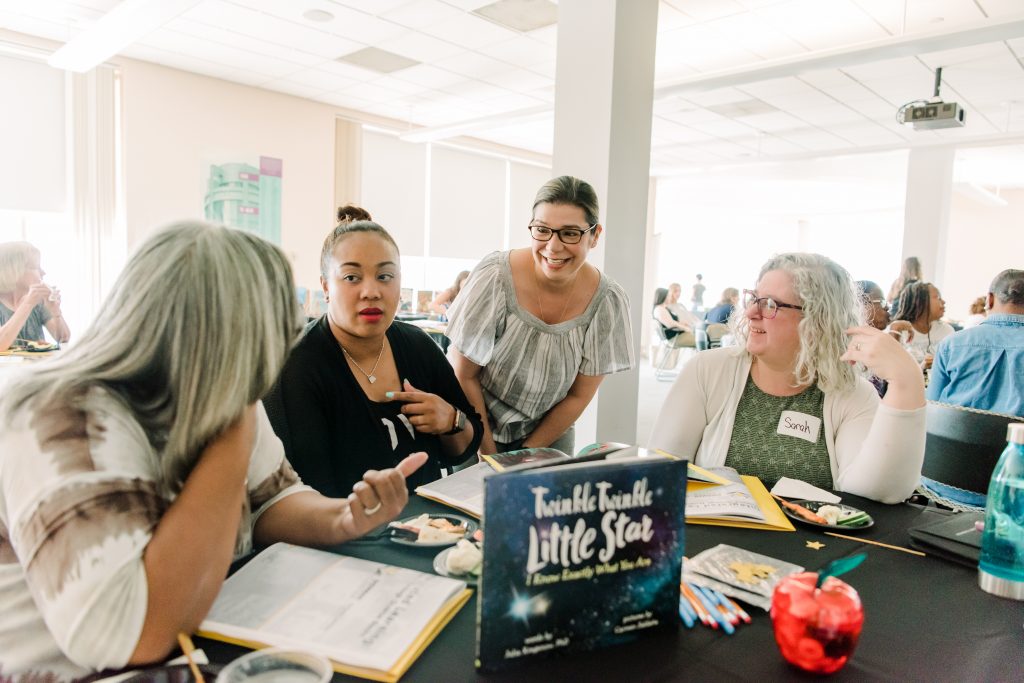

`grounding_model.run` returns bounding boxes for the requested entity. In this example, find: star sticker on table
[806,541,826,550]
